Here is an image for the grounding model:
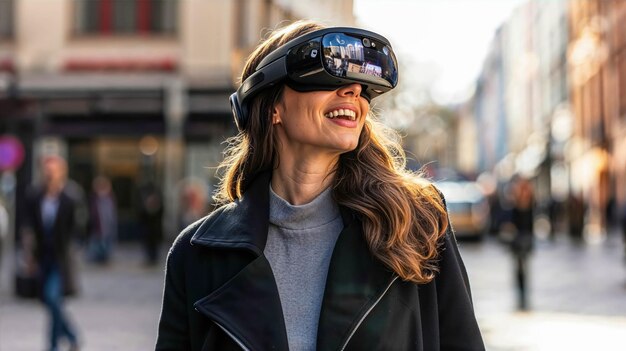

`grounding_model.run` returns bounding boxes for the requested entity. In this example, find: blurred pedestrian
[86,176,117,264]
[0,197,8,284]
[137,180,163,266]
[177,179,208,231]
[510,175,535,311]
[567,191,585,241]
[23,155,80,351]
[15,223,40,297]
[156,21,484,350]
[621,203,626,260]
[64,178,89,244]
[477,171,502,235]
